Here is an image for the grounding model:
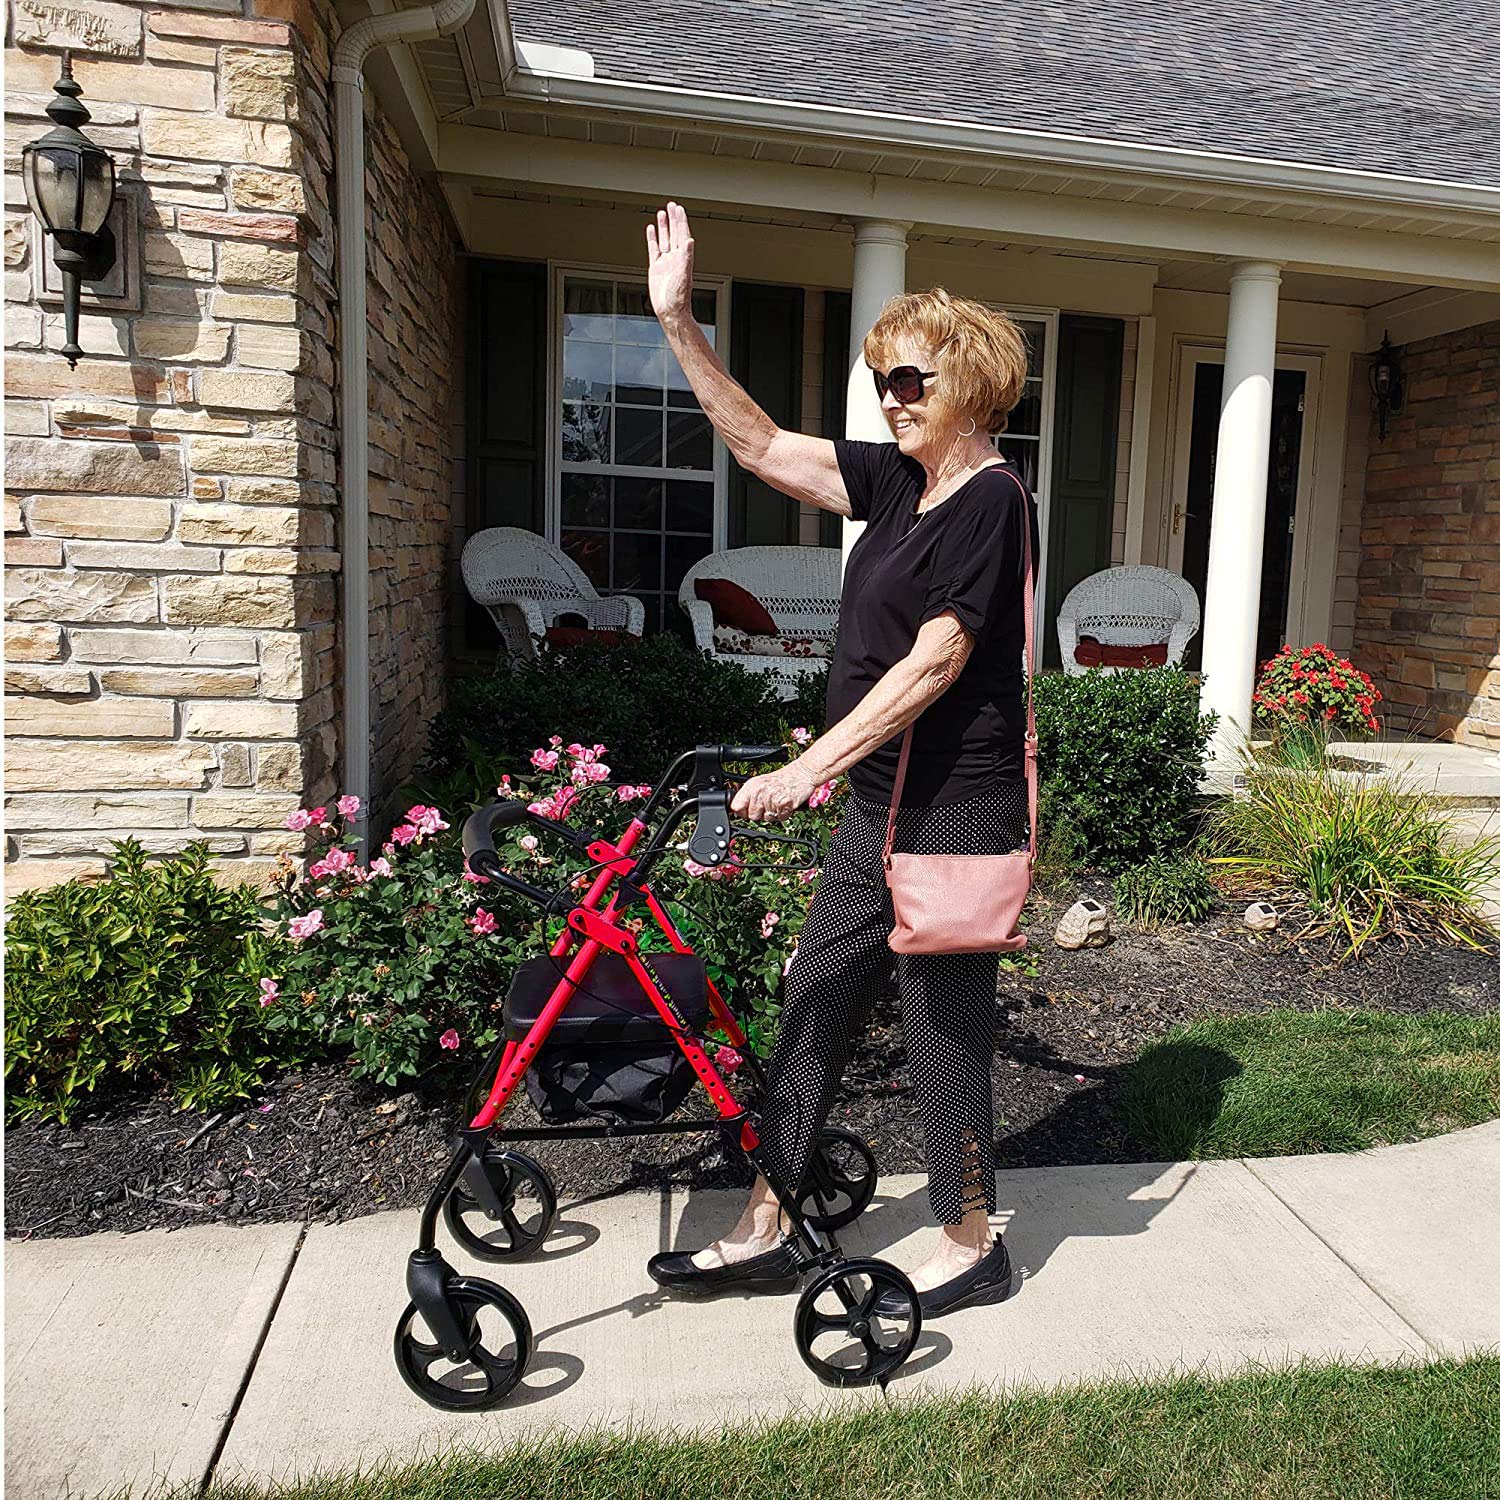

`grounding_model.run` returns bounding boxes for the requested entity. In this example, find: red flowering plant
[1252,643,1383,767]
